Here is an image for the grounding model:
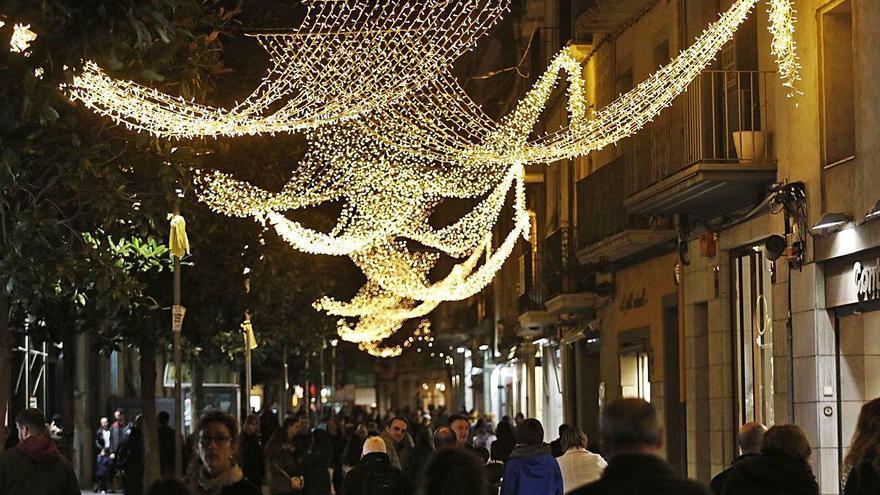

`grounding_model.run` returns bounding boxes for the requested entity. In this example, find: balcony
[541,227,602,315]
[623,70,777,219]
[577,157,676,265]
[517,247,556,334]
